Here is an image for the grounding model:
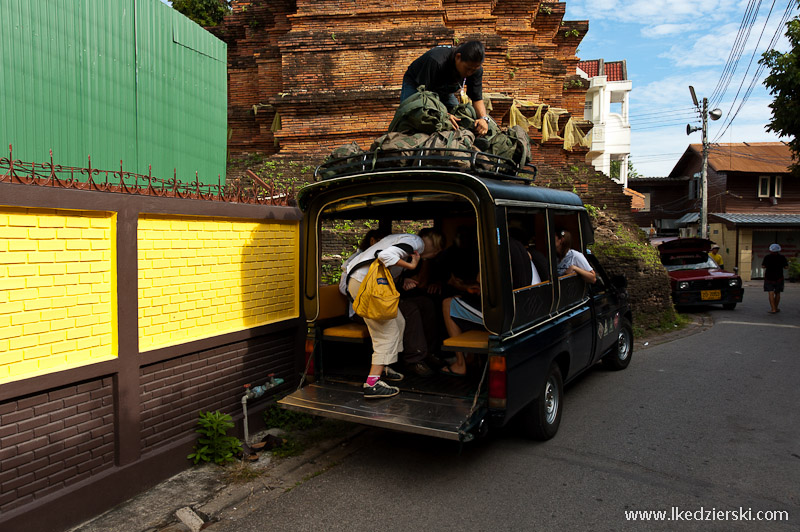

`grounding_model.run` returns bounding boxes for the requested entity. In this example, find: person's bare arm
[566,264,596,284]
